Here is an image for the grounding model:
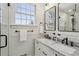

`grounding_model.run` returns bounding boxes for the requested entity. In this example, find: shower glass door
[0,3,8,56]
